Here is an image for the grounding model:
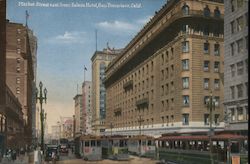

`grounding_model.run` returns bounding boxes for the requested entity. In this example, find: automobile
[60,144,69,154]
[45,144,60,161]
